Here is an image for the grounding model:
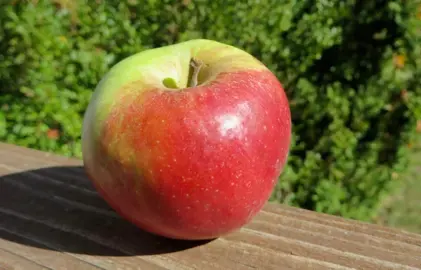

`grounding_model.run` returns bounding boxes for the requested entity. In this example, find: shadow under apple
[0,165,212,256]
